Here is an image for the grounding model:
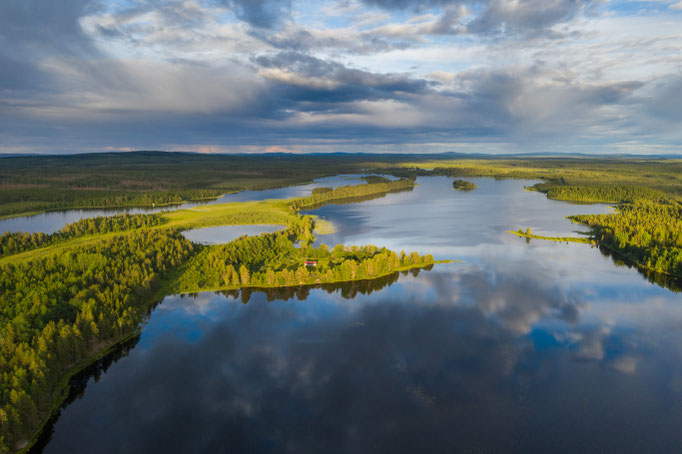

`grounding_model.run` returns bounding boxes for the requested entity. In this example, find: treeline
[290,179,416,211]
[537,184,667,204]
[0,151,434,218]
[0,188,222,218]
[0,214,164,258]
[571,201,682,277]
[0,229,196,451]
[174,228,435,293]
